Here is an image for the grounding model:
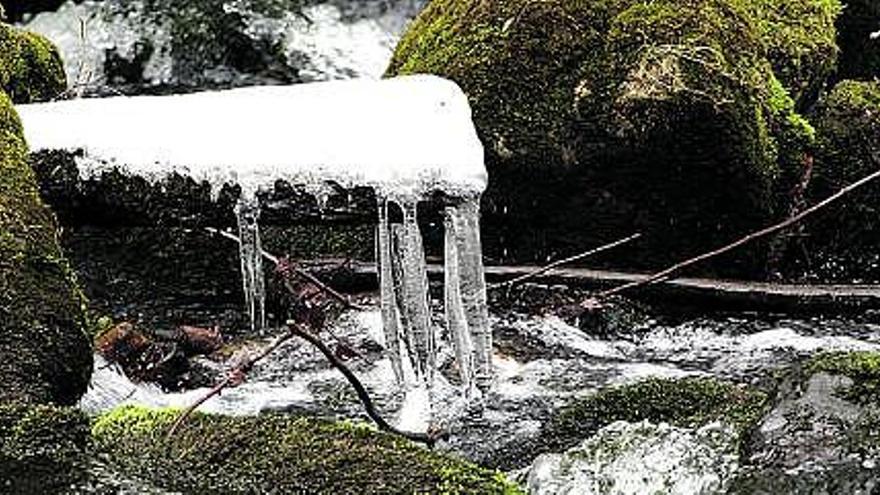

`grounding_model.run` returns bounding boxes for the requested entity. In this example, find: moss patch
[386,0,835,275]
[807,351,880,405]
[0,402,91,493]
[92,405,523,494]
[540,377,768,454]
[0,90,92,405]
[0,22,67,103]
